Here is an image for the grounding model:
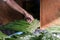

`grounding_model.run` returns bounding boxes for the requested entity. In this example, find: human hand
[24,13,34,23]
